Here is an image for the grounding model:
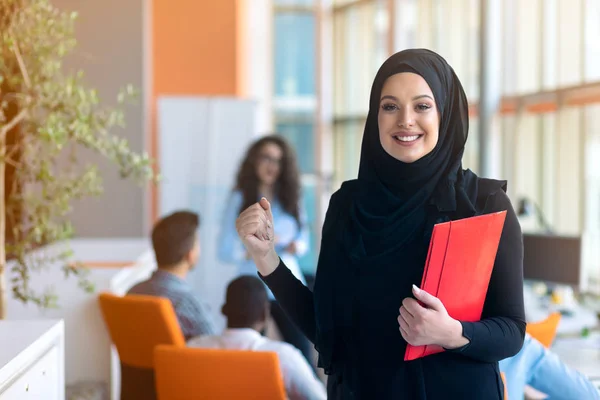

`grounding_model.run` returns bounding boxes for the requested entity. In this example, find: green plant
[0,0,156,317]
